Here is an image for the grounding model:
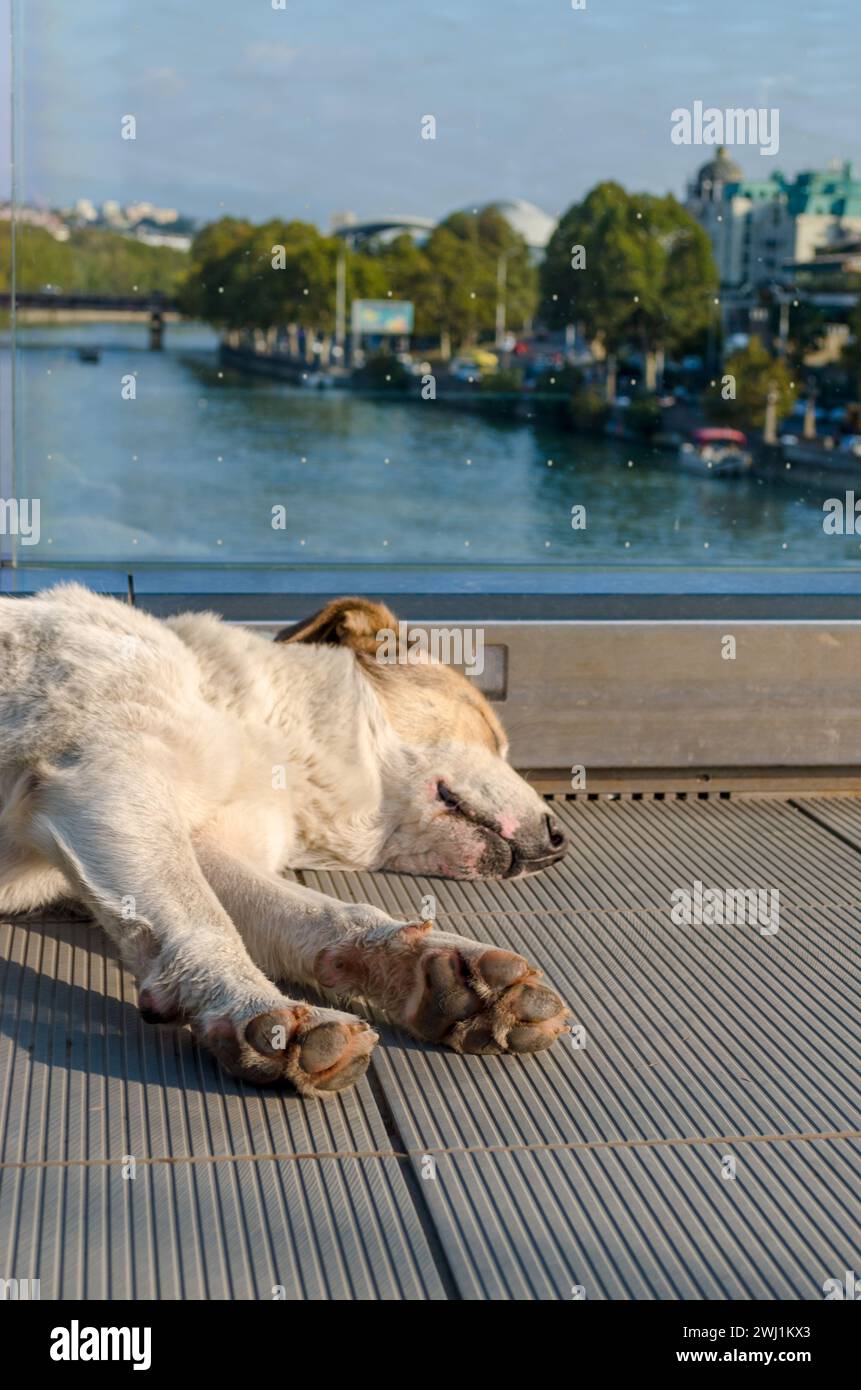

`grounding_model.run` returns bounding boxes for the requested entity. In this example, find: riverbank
[217,341,759,459]
[217,343,861,485]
